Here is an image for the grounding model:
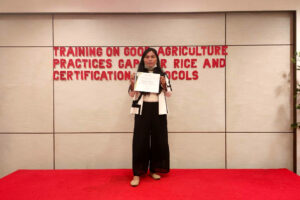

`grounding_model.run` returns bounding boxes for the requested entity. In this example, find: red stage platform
[0,169,299,200]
